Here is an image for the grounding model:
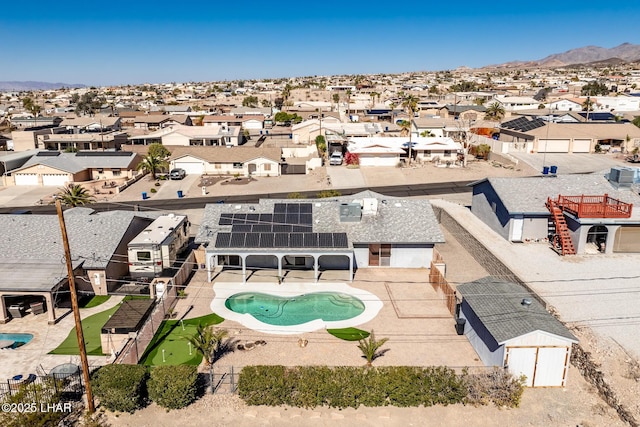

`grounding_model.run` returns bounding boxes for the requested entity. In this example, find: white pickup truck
[329,151,343,166]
